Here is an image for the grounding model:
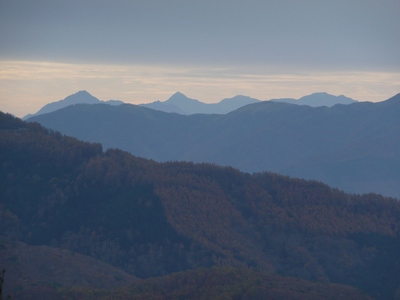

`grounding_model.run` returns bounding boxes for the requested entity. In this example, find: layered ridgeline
[23,90,124,120]
[141,91,356,114]
[270,92,356,107]
[1,112,400,299]
[28,93,400,198]
[140,92,262,114]
[23,90,357,120]
[23,90,260,120]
